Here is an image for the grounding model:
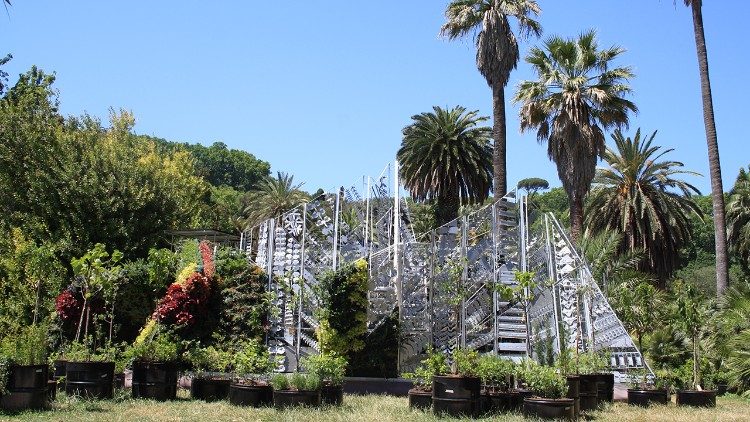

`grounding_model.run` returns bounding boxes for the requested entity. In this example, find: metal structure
[242,162,649,378]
